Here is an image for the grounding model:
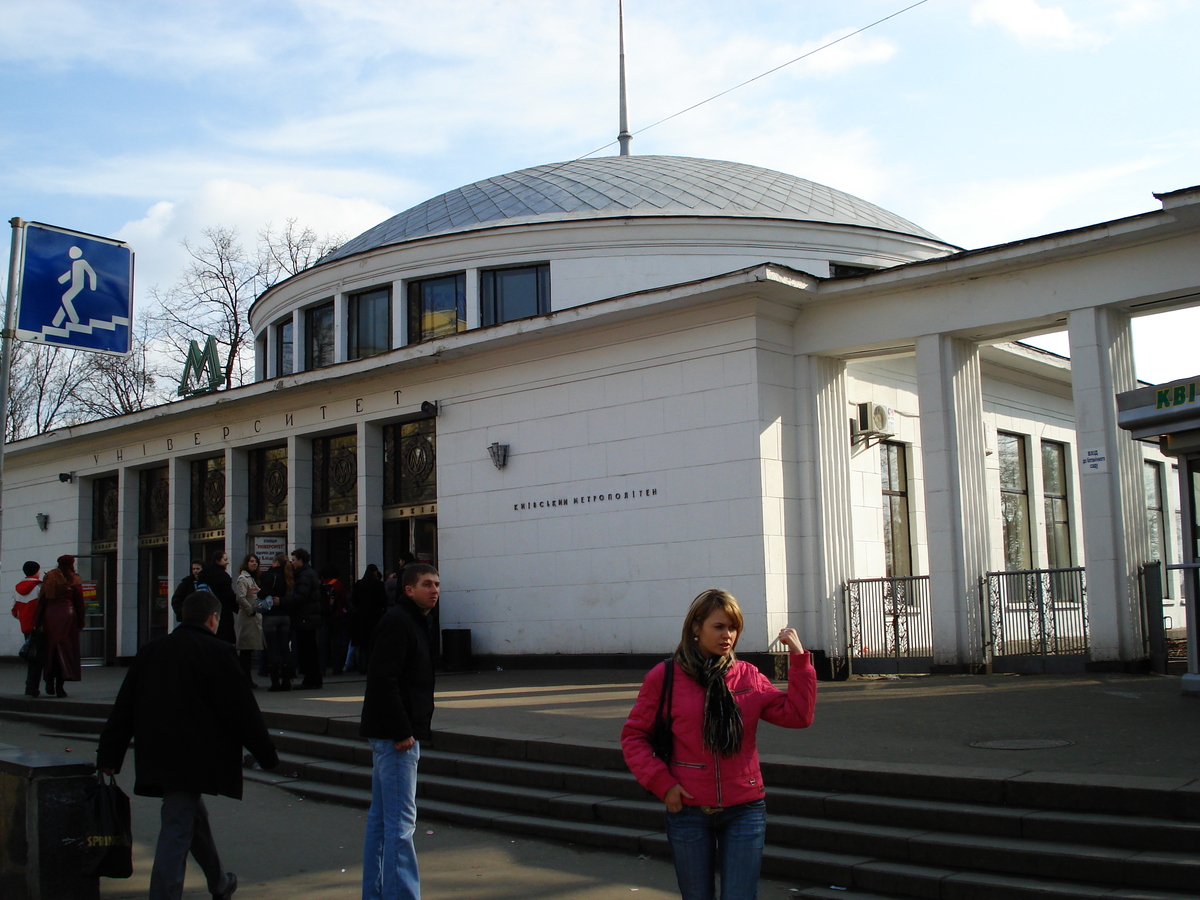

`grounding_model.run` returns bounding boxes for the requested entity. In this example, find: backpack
[319,581,335,617]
